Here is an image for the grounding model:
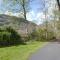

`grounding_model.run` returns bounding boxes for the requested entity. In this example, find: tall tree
[4,0,31,35]
[4,0,31,20]
[43,0,49,40]
[16,0,30,20]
